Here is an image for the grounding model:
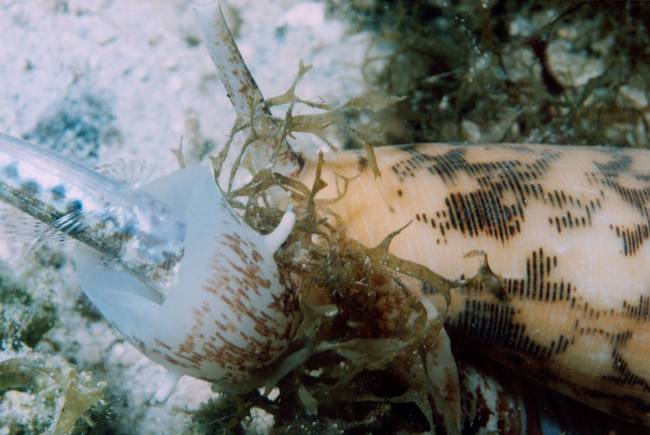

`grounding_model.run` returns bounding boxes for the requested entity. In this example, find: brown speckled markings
[145,227,297,385]
[304,143,650,424]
